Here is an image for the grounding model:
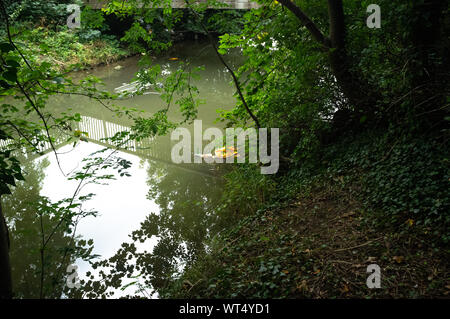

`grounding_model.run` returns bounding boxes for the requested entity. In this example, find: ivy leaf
[3,69,18,83]
[0,42,14,53]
